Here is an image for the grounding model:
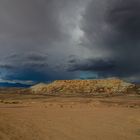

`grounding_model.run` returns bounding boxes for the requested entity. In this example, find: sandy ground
[0,95,140,140]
